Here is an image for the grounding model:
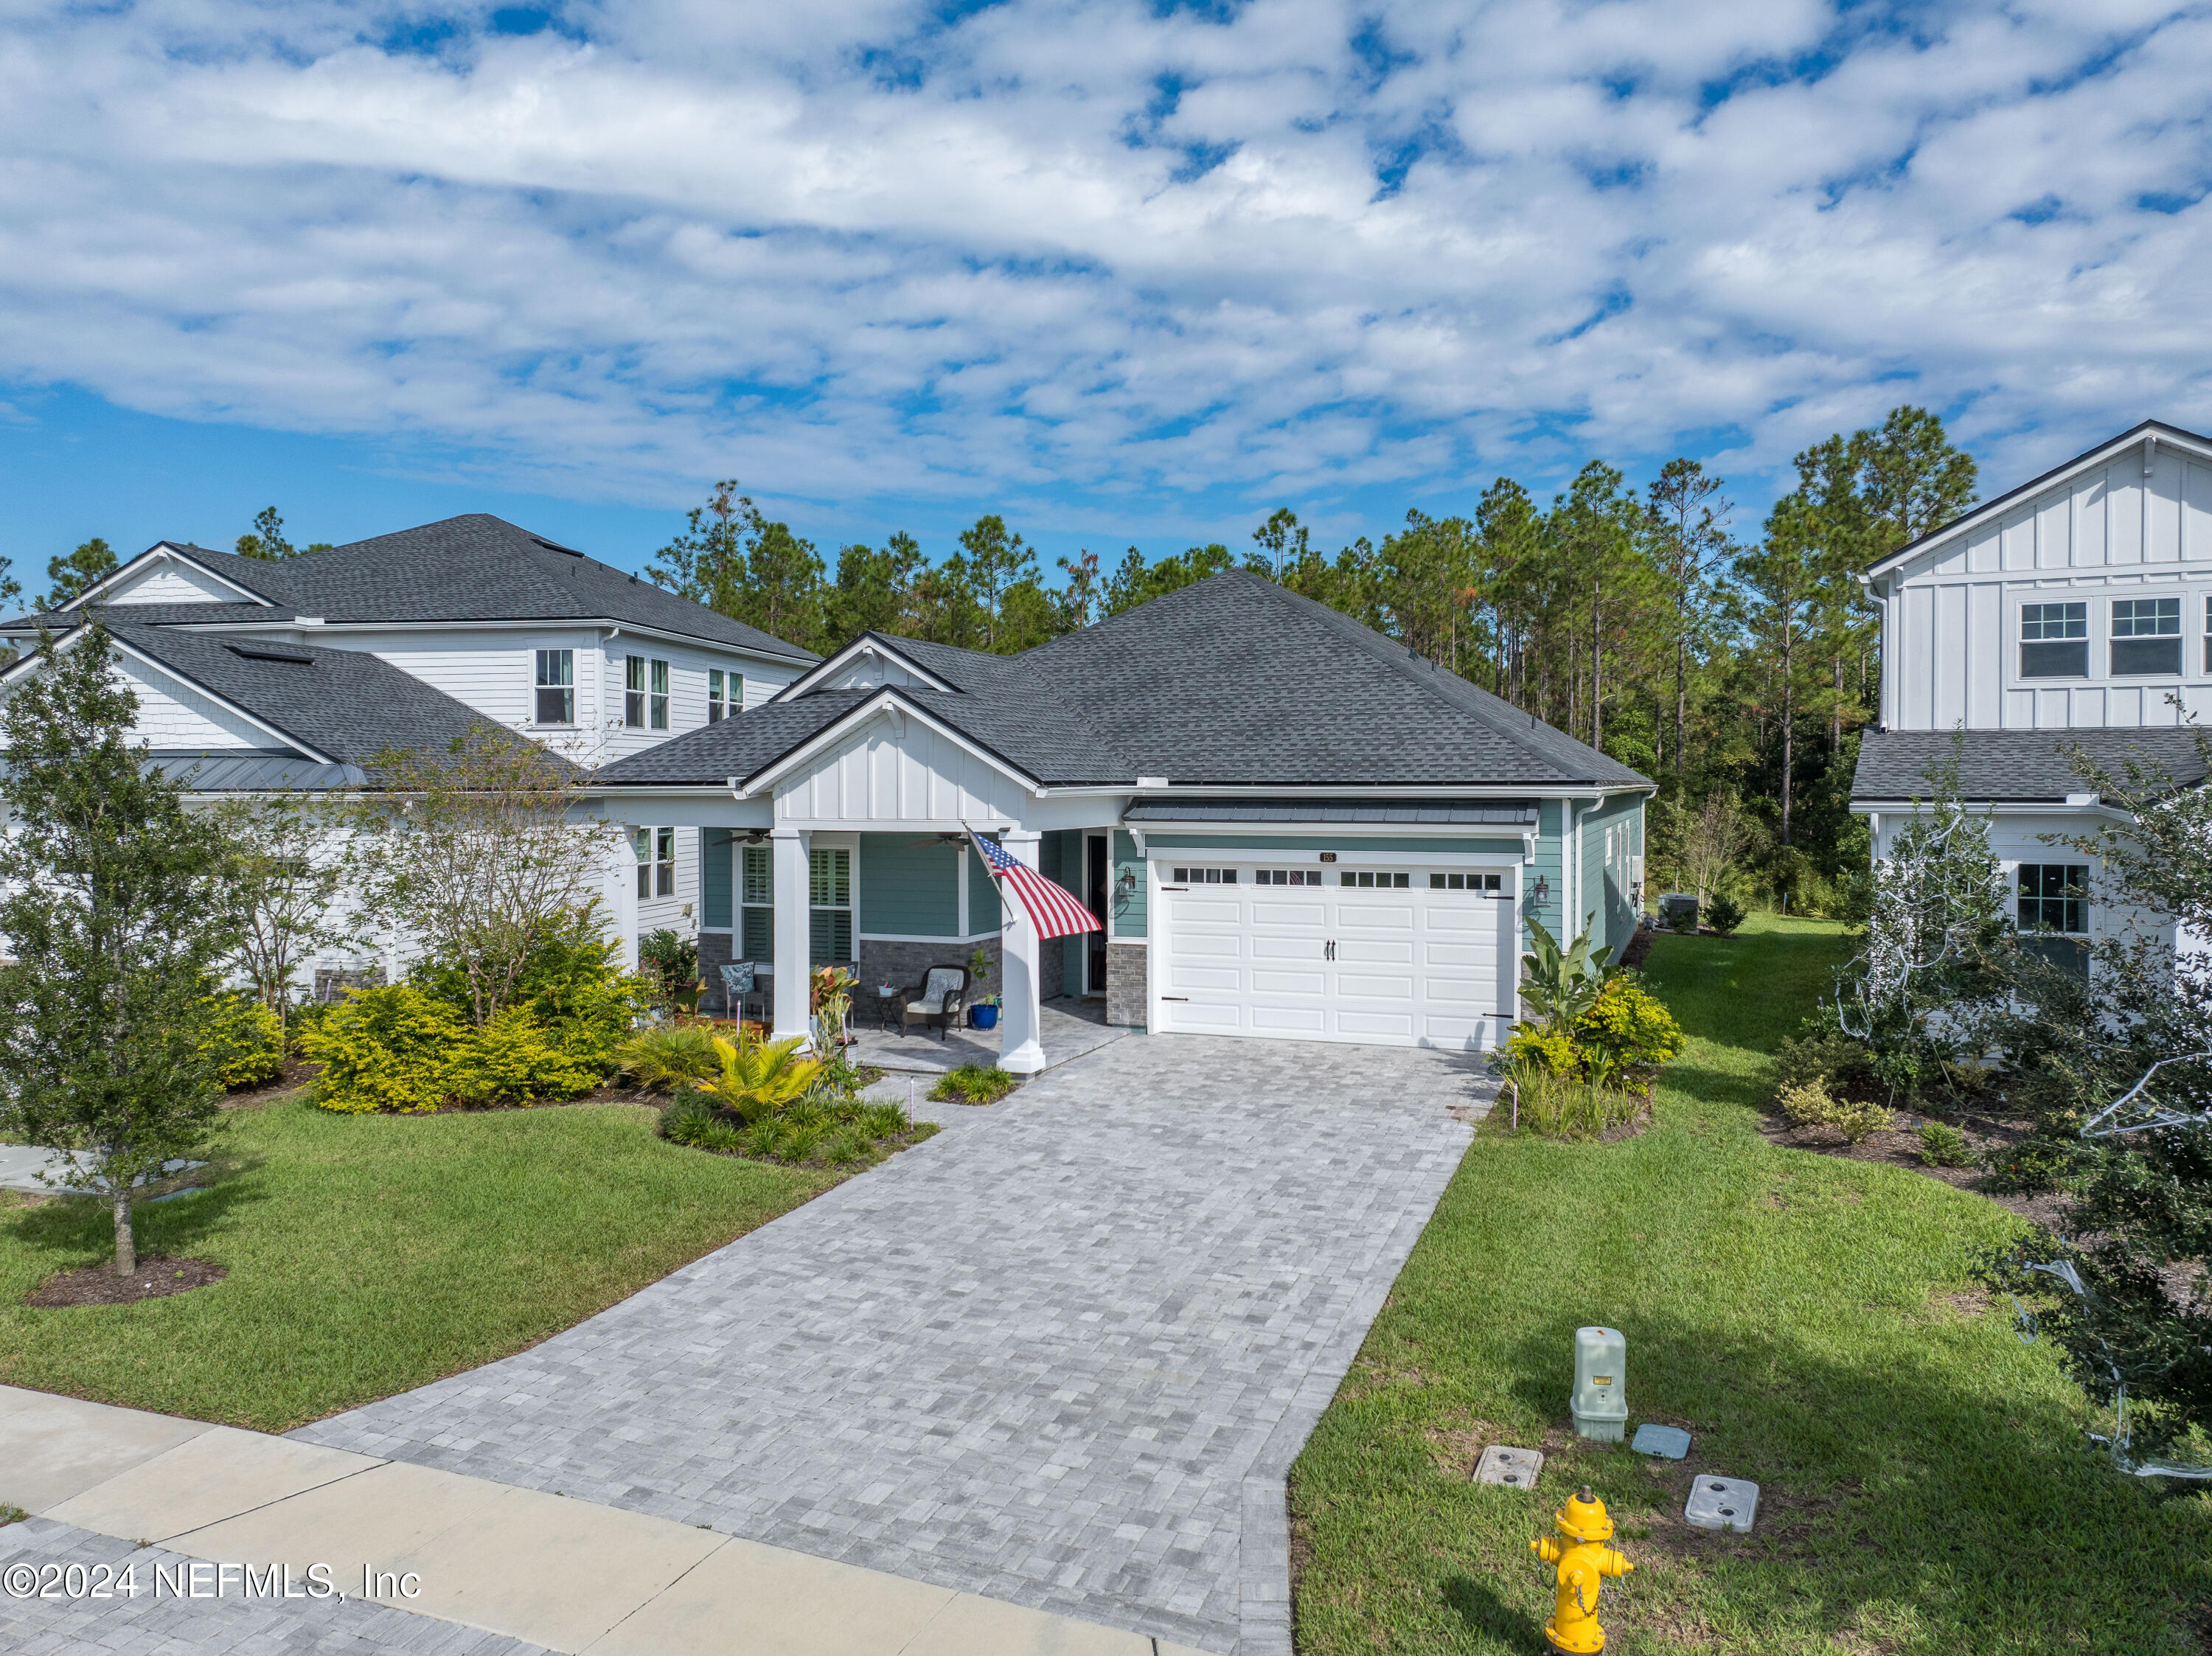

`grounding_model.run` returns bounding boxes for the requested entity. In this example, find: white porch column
[771,827,813,1044]
[998,829,1046,1075]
